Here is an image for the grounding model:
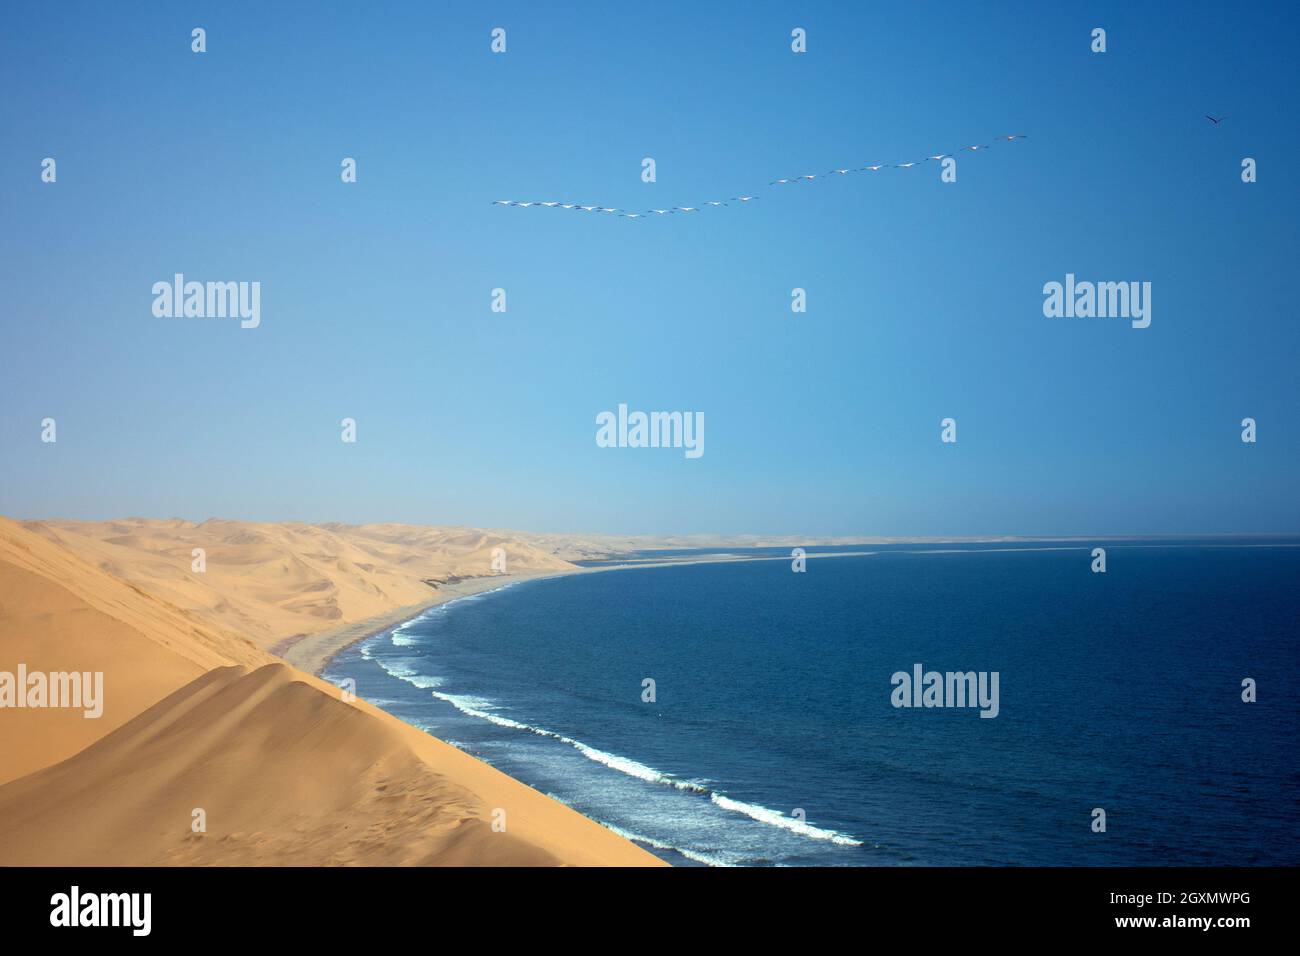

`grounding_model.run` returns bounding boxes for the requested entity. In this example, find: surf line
[411,681,865,847]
